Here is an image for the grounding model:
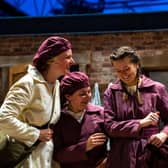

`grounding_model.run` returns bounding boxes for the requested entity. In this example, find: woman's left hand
[86,133,107,151]
[148,132,168,148]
